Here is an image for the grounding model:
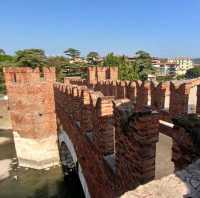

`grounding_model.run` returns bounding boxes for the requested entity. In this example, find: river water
[0,129,85,198]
